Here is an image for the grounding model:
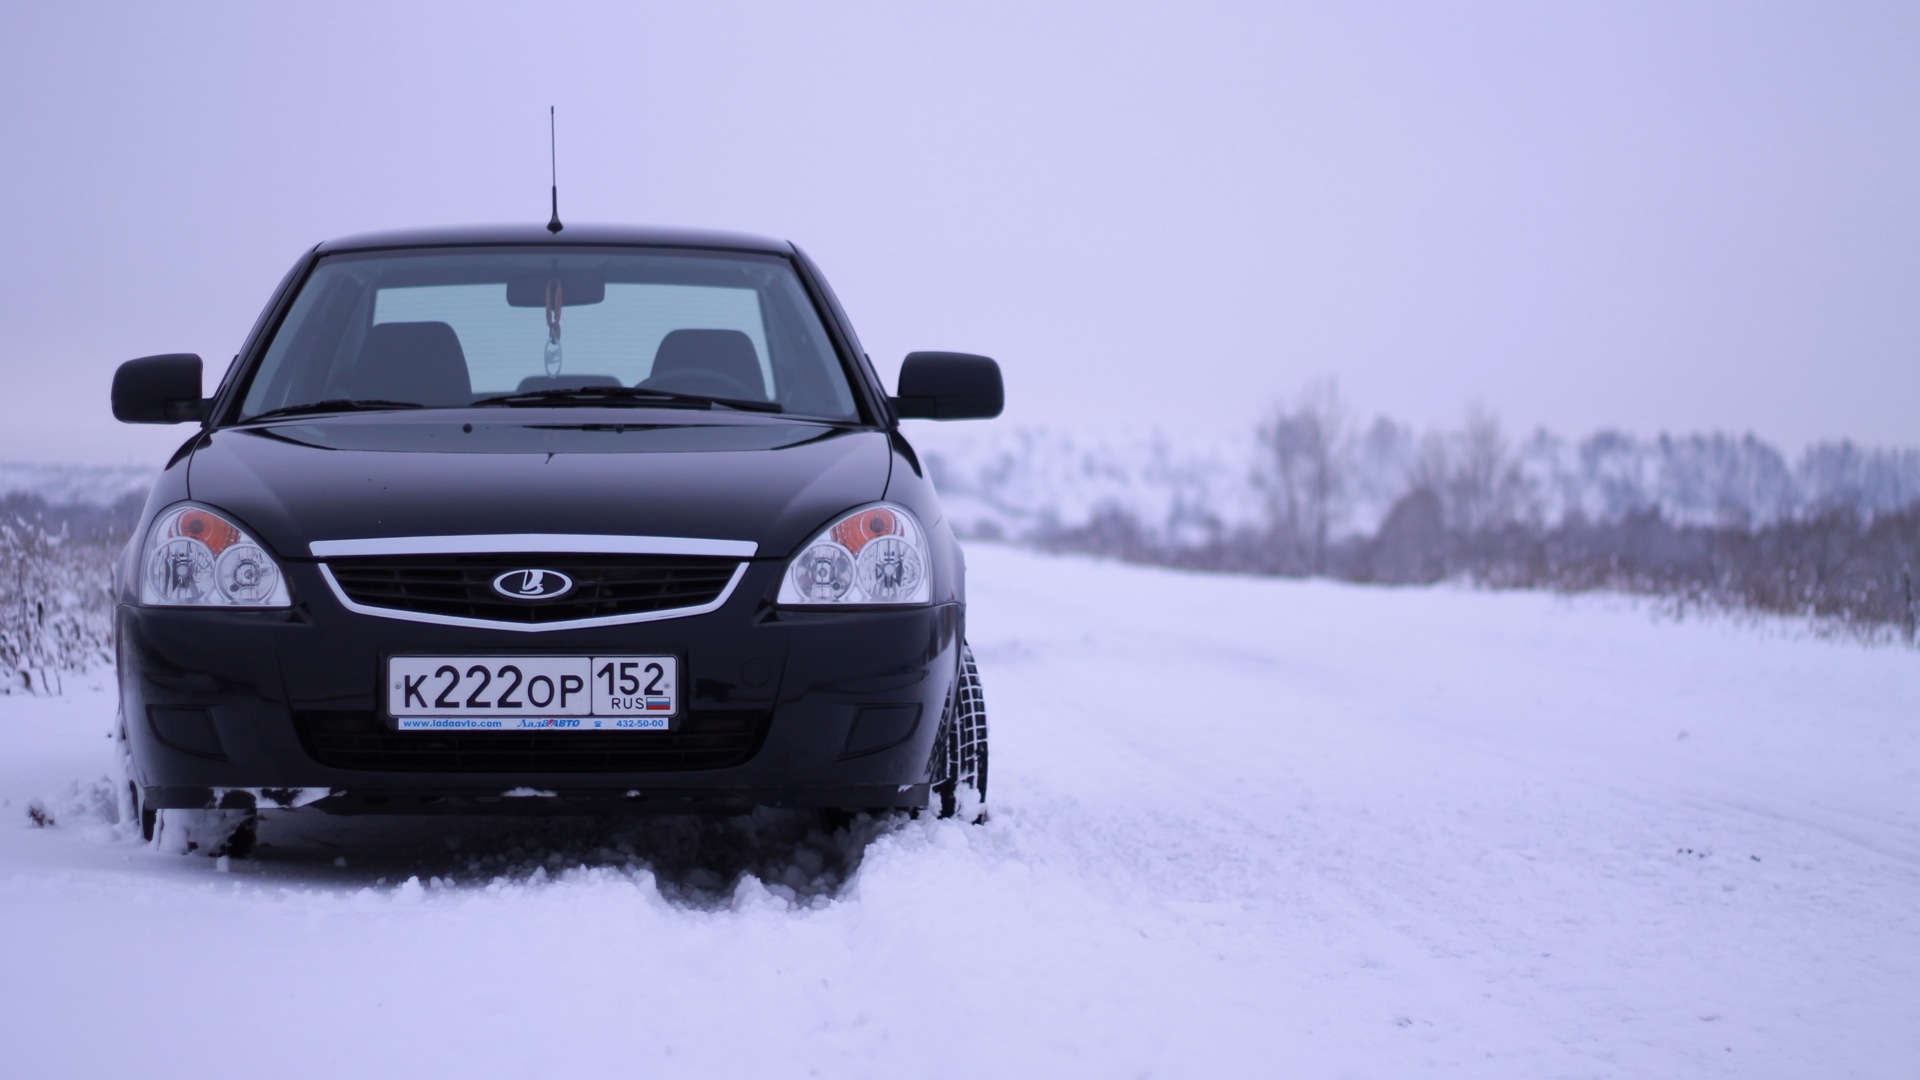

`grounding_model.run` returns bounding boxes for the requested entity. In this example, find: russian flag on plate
[645,698,672,711]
